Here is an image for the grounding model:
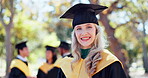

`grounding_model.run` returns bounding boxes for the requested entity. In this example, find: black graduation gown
[46,67,59,78]
[37,69,47,78]
[57,61,127,78]
[45,54,73,78]
[37,63,55,78]
[43,53,73,78]
[9,58,28,78]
